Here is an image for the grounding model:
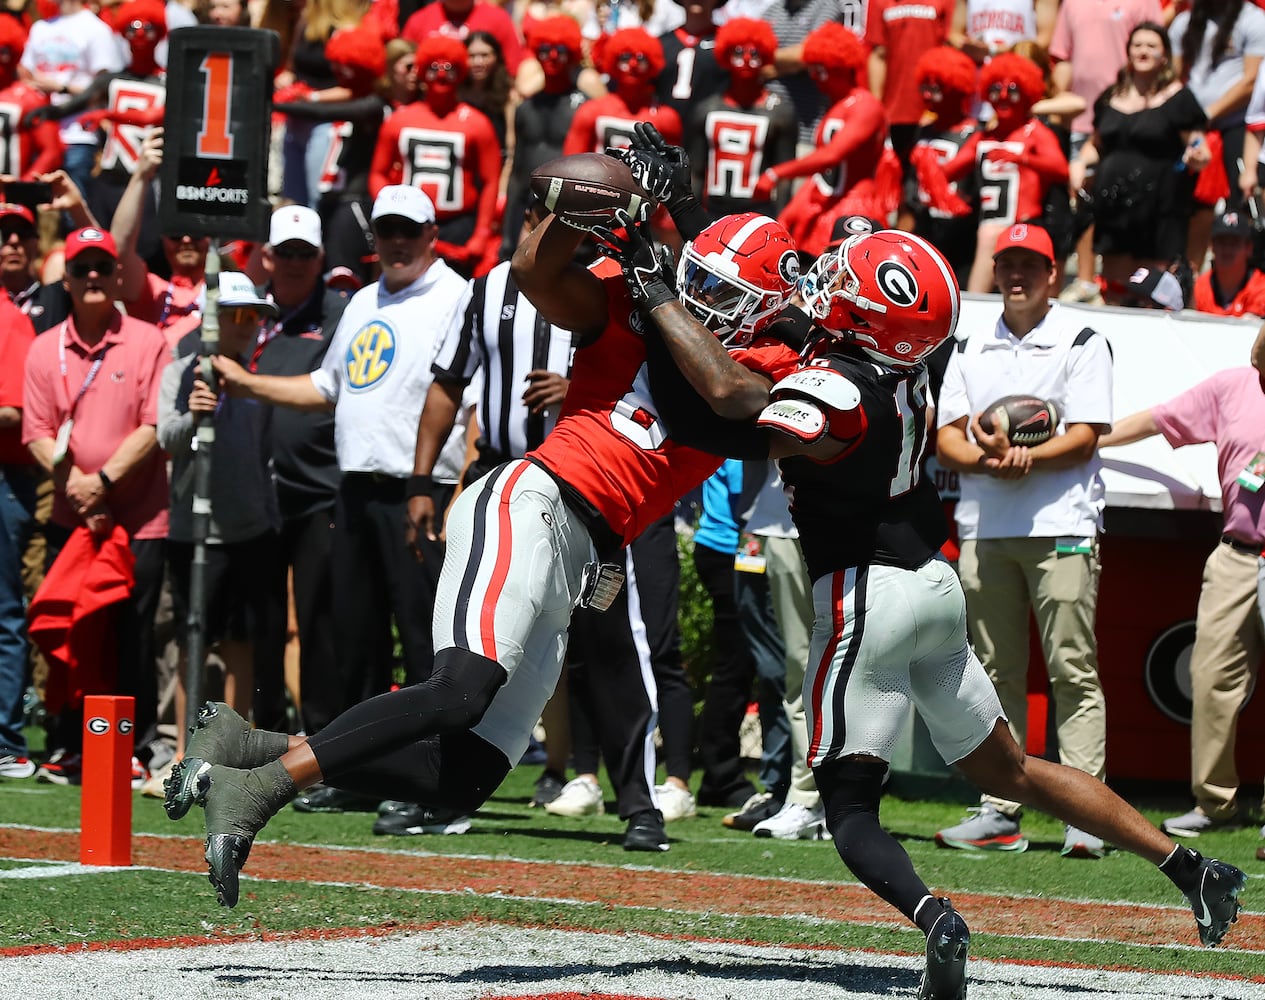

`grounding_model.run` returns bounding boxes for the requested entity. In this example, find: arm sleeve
[1062,330,1113,426]
[20,340,57,446]
[156,357,195,455]
[310,316,346,402]
[137,329,169,428]
[1151,372,1222,448]
[0,307,35,408]
[432,279,479,382]
[934,345,971,427]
